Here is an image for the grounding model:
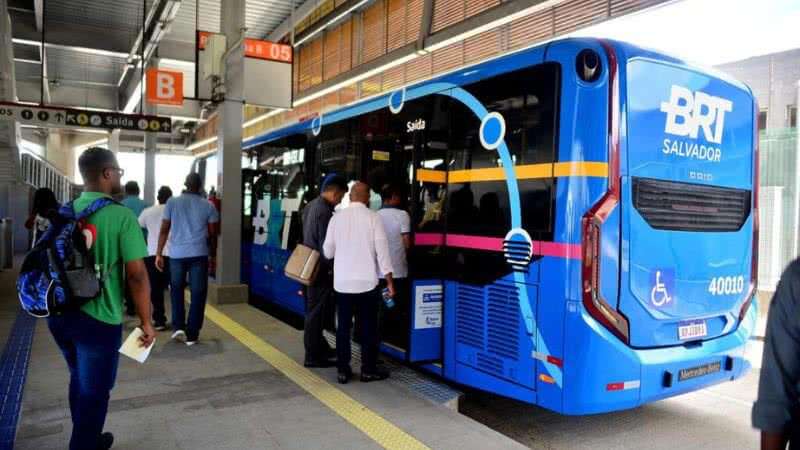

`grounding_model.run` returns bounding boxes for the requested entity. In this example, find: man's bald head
[350,181,371,205]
